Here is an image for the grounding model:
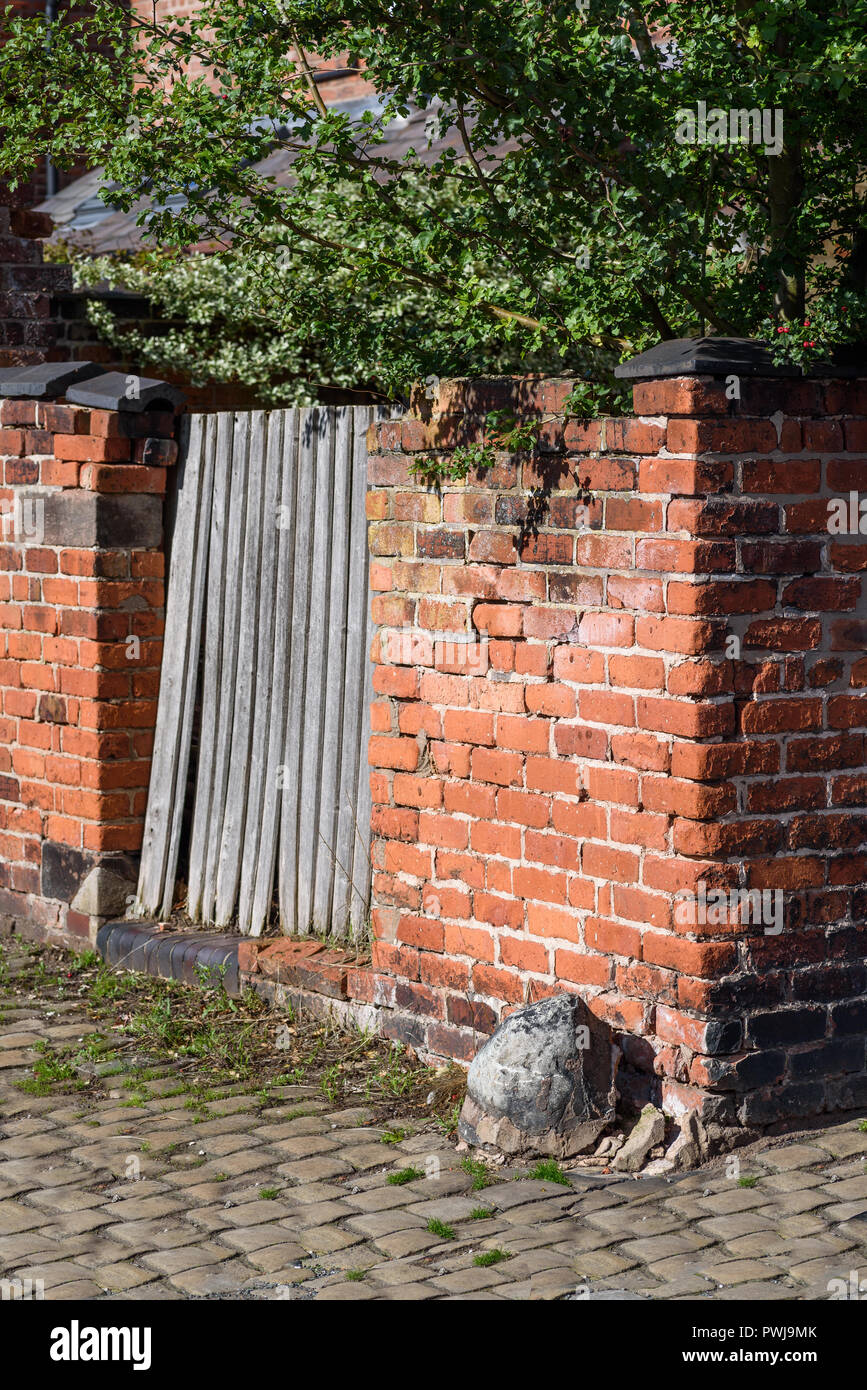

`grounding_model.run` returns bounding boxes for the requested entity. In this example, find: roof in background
[38,96,475,255]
